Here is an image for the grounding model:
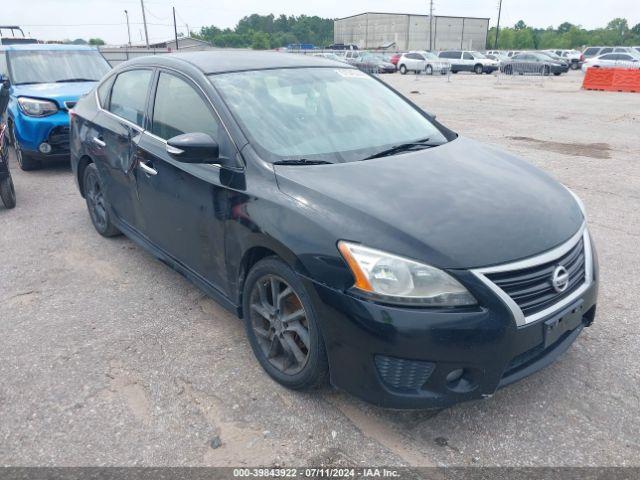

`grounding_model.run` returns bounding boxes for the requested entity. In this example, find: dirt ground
[1,70,639,467]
